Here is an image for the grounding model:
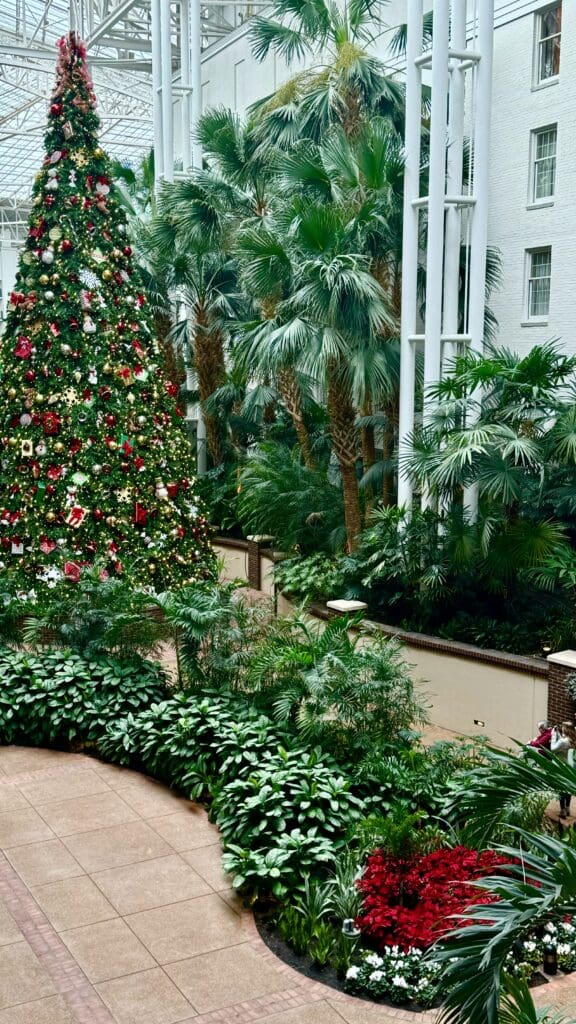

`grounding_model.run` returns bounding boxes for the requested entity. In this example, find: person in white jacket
[551,721,576,818]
